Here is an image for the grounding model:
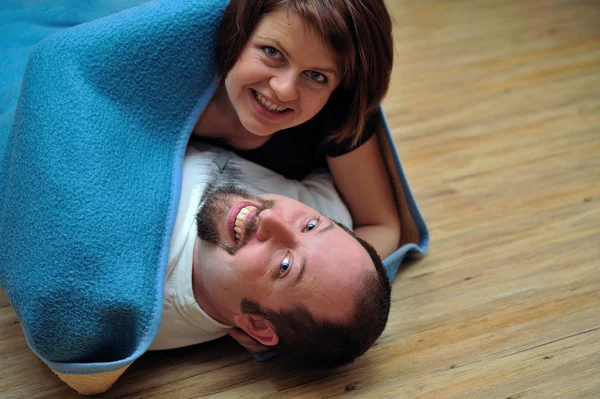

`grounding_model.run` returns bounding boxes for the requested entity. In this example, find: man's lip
[226,200,258,245]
